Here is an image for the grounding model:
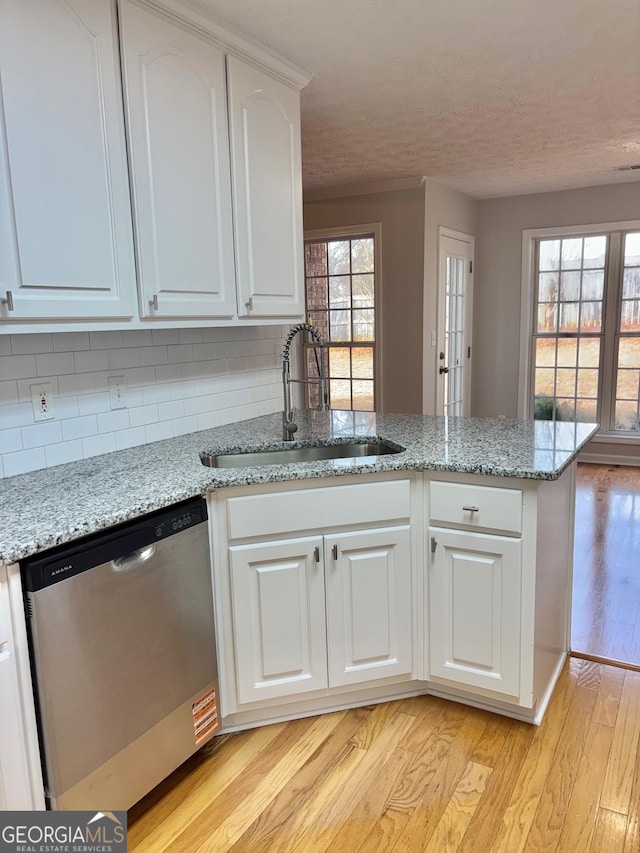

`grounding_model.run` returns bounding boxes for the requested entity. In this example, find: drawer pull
[462,505,480,513]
